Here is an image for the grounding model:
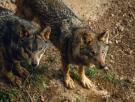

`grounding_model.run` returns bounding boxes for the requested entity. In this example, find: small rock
[40,95,45,102]
[120,76,124,80]
[104,66,109,71]
[108,41,112,44]
[129,77,135,84]
[43,82,49,89]
[110,55,114,60]
[115,40,118,44]
[110,60,114,63]
[128,50,133,55]
[76,90,81,95]
[111,14,114,17]
[119,25,124,32]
